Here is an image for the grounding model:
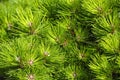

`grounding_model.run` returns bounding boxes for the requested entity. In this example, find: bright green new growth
[92,10,120,37]
[89,54,112,80]
[0,36,64,80]
[0,0,120,80]
[99,33,120,53]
